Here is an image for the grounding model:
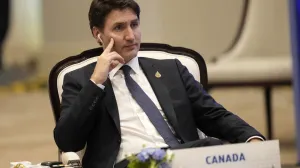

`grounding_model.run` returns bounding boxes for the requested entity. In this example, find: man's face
[101,8,141,63]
